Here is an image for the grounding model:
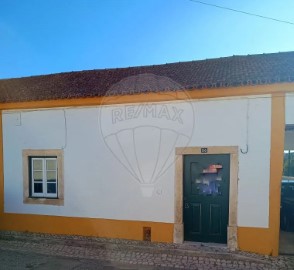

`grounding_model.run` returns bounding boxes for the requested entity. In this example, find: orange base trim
[0,213,174,243]
[0,213,283,255]
[238,227,273,255]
